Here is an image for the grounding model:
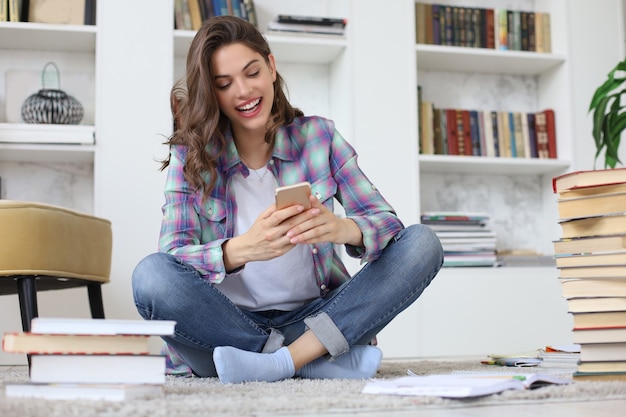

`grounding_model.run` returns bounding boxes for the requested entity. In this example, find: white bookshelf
[355,0,579,358]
